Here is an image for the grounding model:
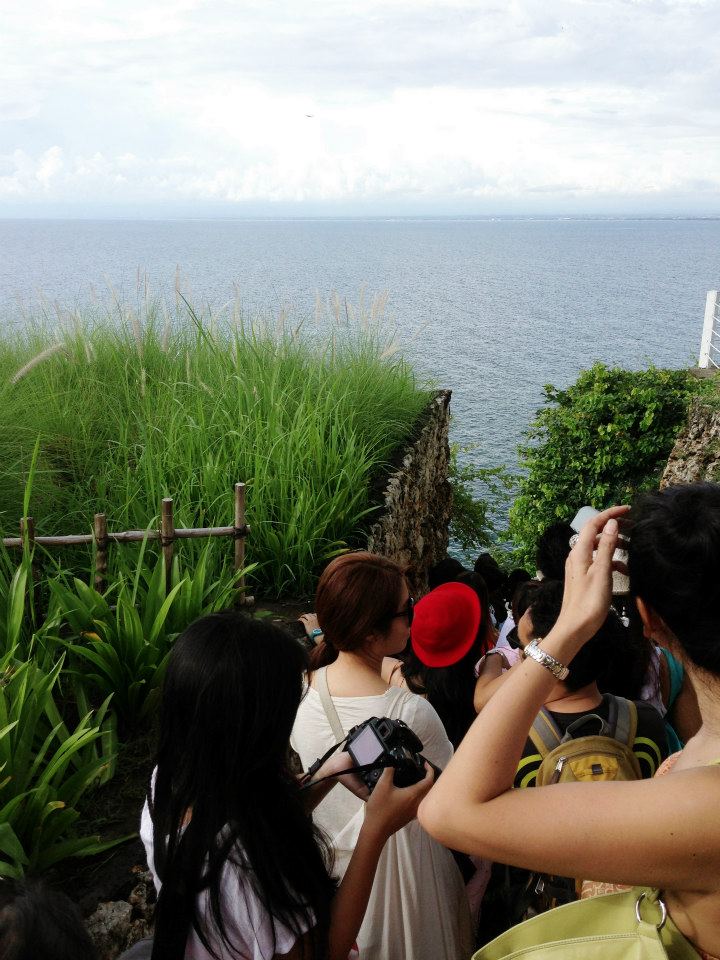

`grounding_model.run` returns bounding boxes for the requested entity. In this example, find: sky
[1,0,720,217]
